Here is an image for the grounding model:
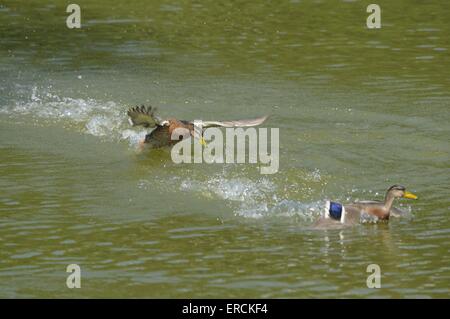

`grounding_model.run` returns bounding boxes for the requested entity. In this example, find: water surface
[0,0,449,298]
